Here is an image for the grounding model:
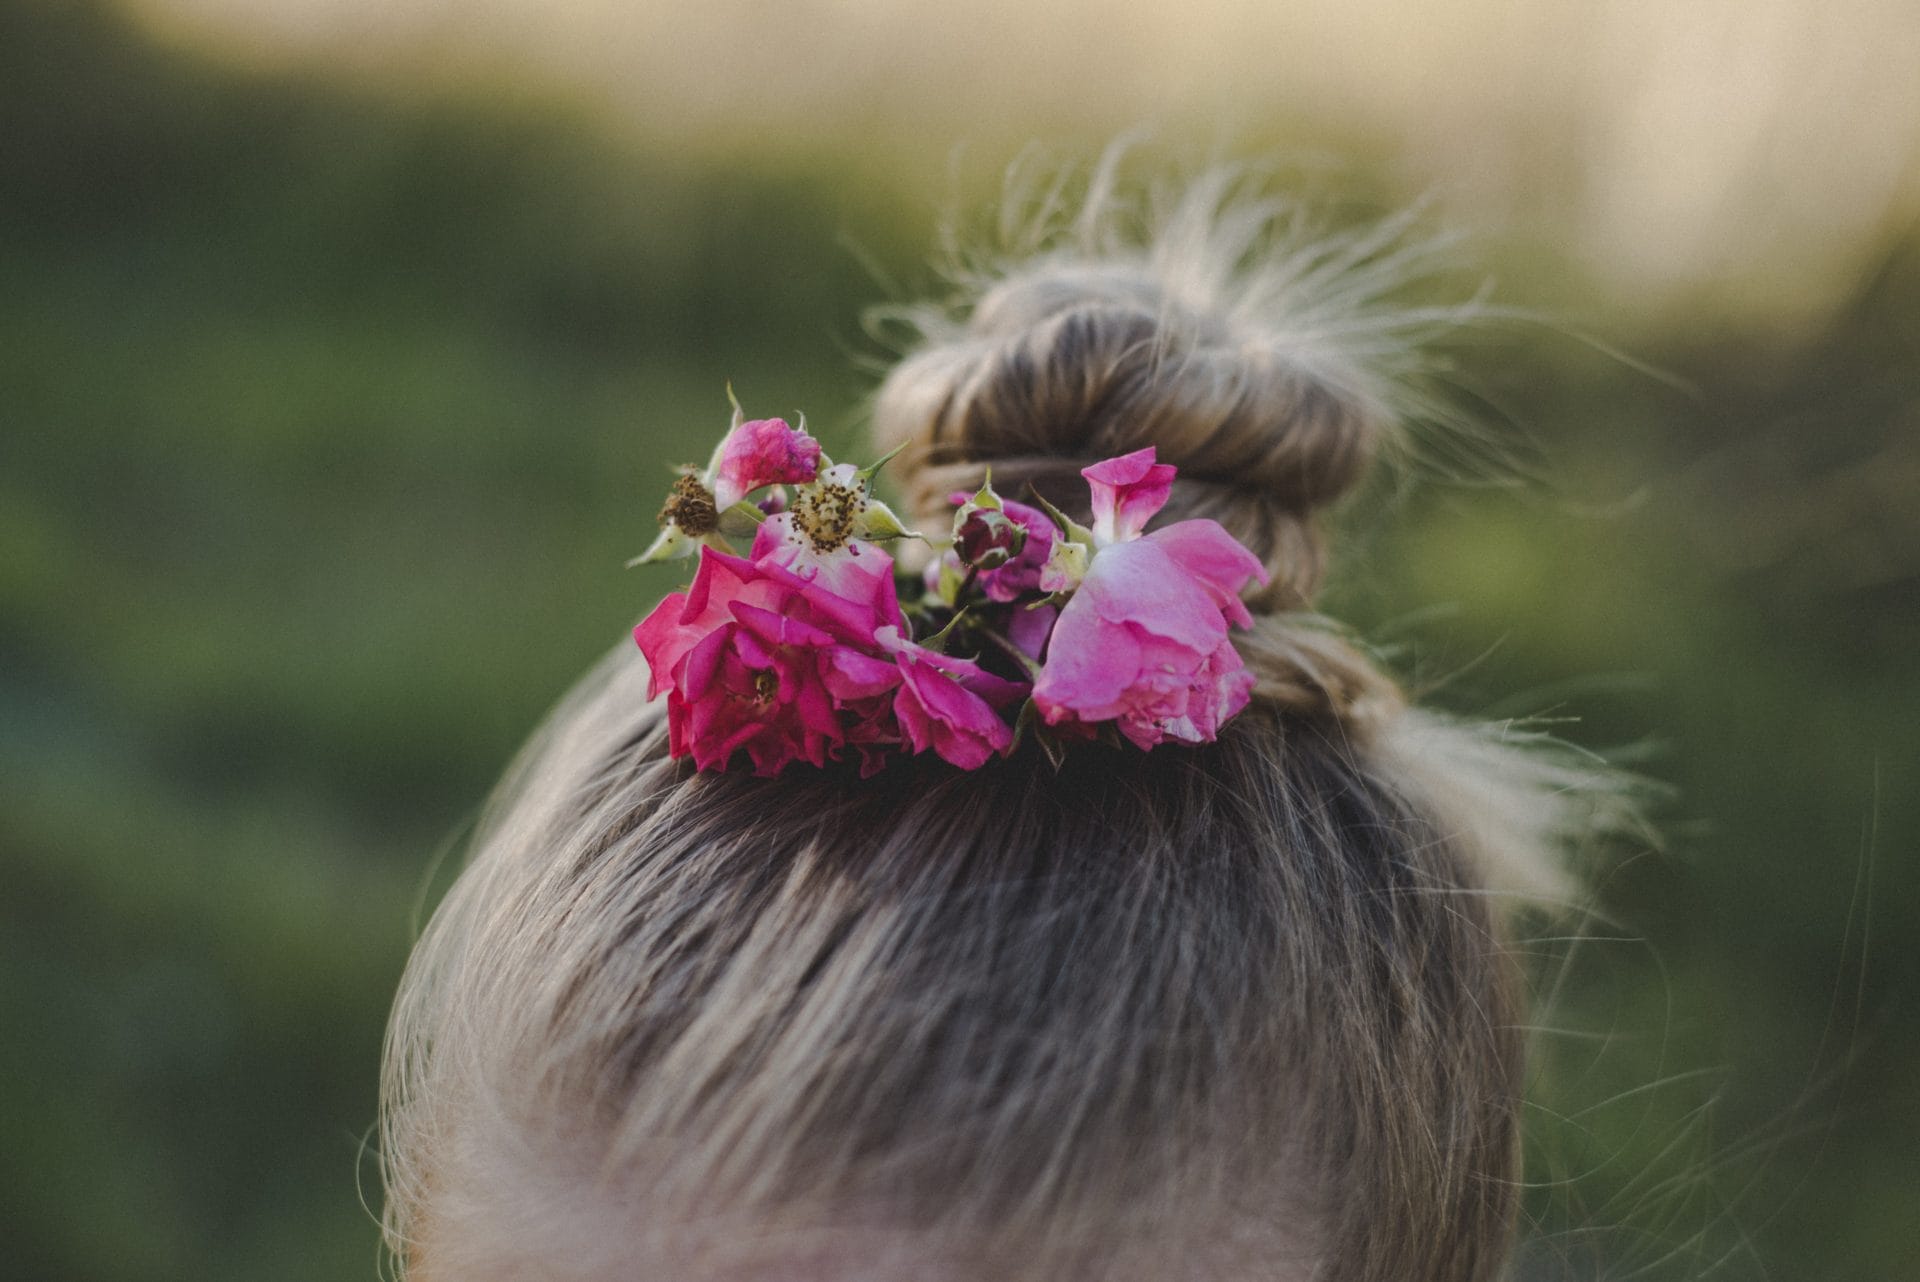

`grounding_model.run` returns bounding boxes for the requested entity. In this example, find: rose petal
[712,417,822,510]
[680,625,733,701]
[633,589,692,699]
[1074,538,1229,650]
[751,515,906,640]
[730,601,837,651]
[1144,519,1269,627]
[1006,601,1057,661]
[1083,446,1177,544]
[820,648,902,703]
[875,627,1019,768]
